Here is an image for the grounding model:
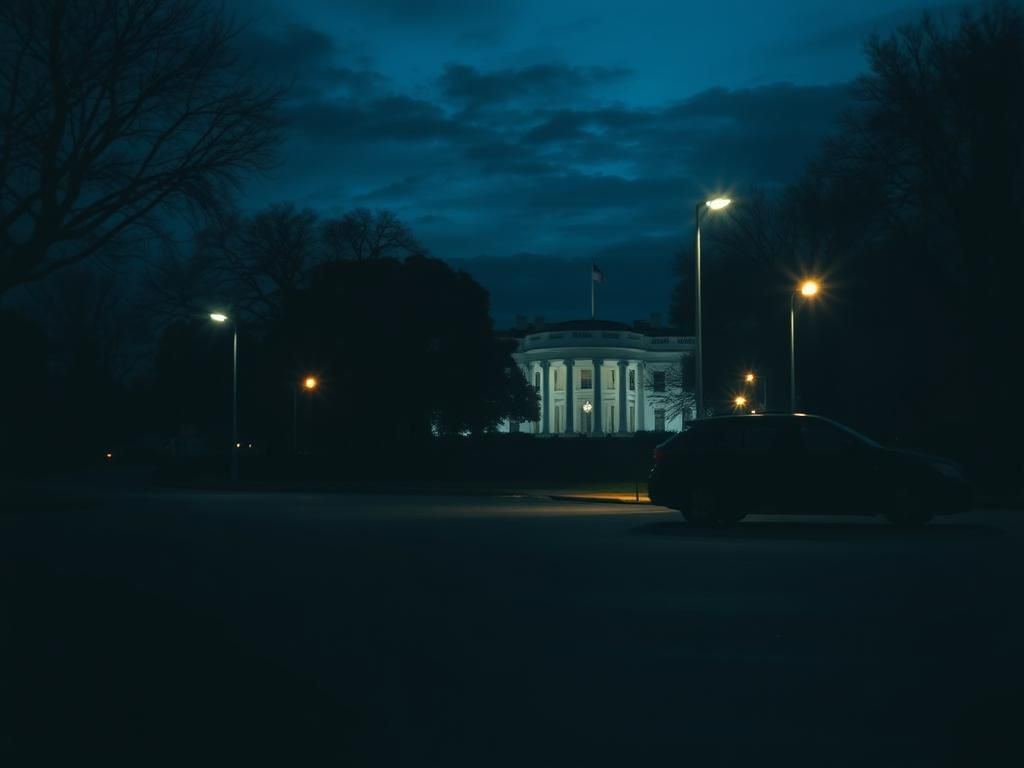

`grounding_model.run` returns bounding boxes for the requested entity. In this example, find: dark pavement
[3,492,1023,766]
